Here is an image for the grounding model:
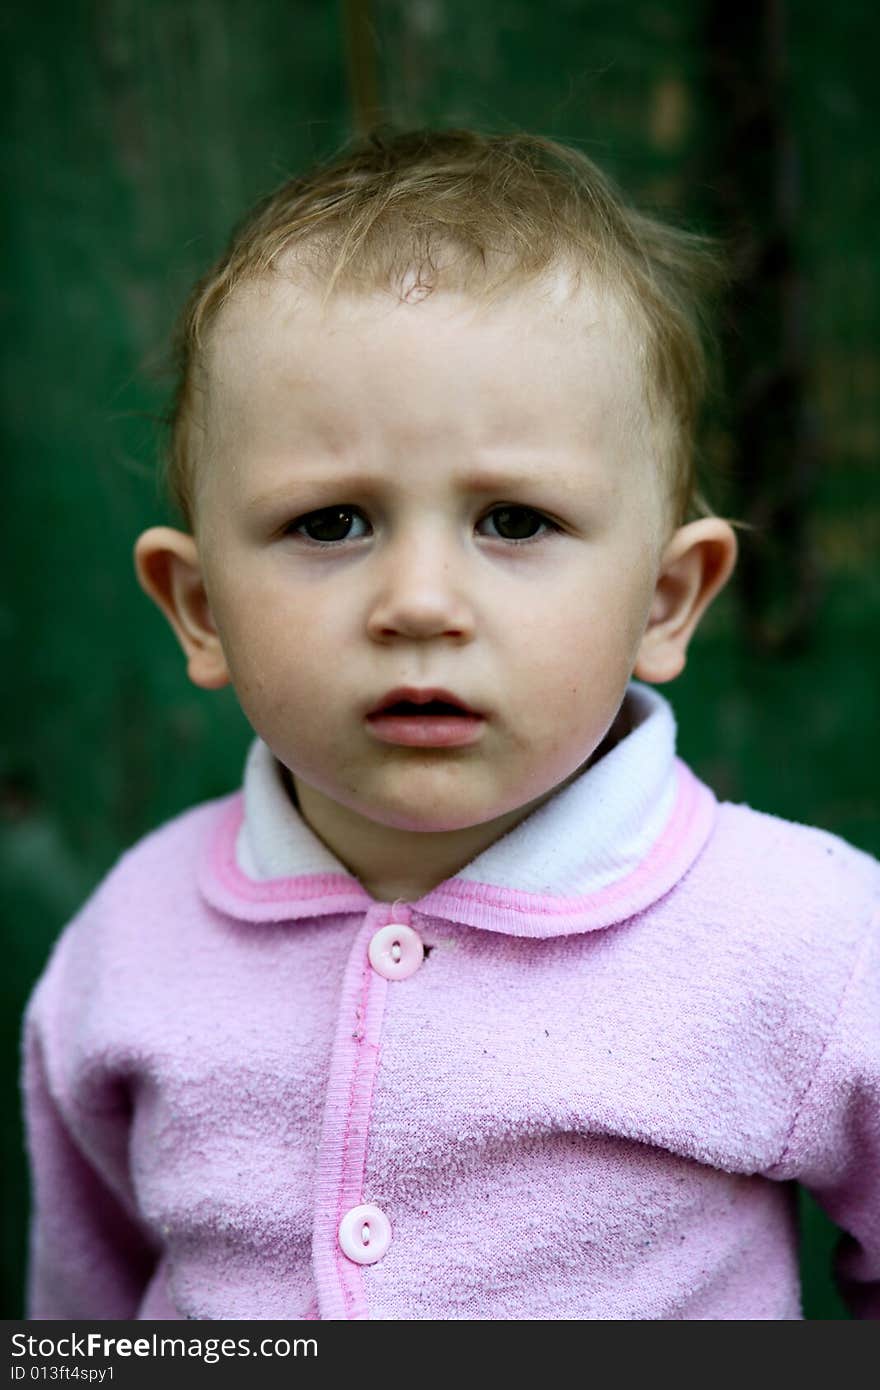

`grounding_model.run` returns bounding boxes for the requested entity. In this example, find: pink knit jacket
[22,683,880,1319]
